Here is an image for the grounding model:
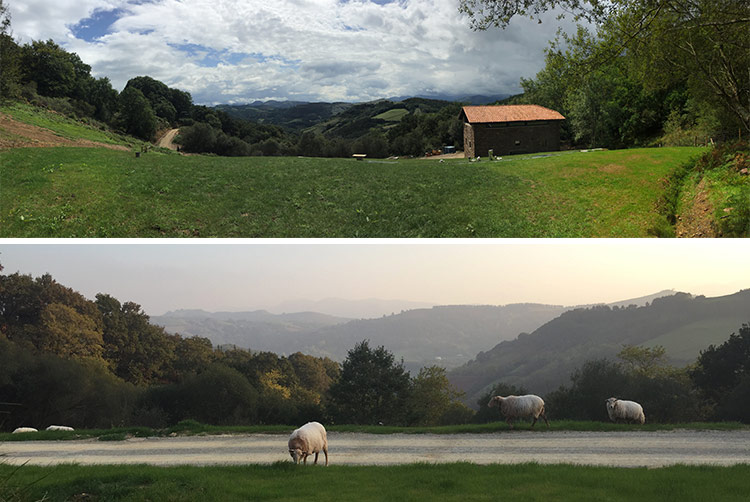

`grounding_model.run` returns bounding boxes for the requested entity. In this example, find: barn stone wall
[463,121,561,158]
